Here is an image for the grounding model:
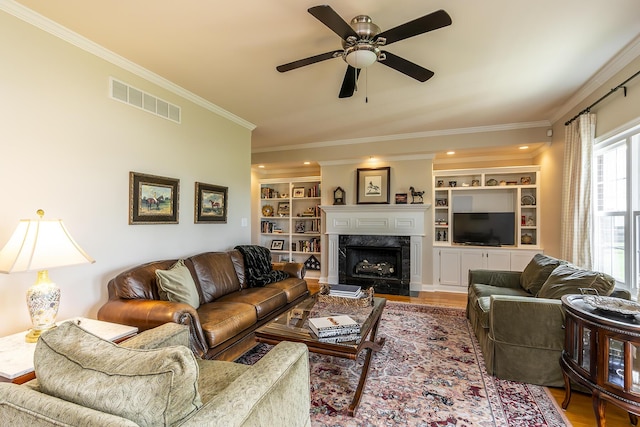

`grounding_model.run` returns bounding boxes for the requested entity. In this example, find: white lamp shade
[0,219,94,273]
[345,49,378,68]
